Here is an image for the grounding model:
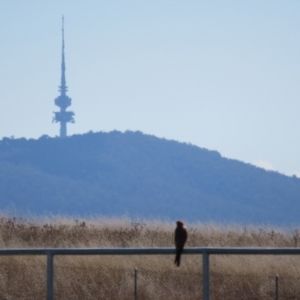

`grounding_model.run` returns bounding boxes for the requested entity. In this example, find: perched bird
[174,220,188,267]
